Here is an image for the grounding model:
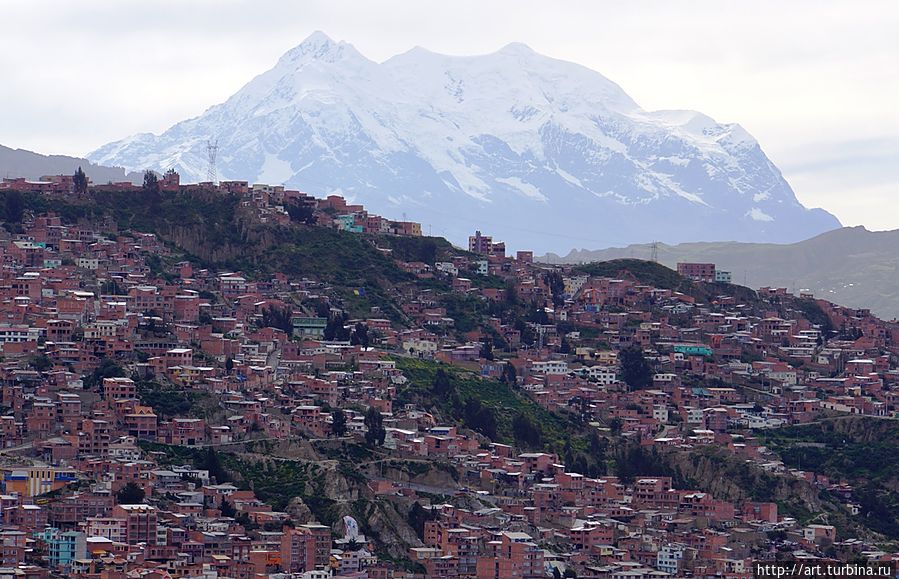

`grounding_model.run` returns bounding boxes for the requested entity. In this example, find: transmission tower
[206,139,219,185]
[650,241,659,263]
